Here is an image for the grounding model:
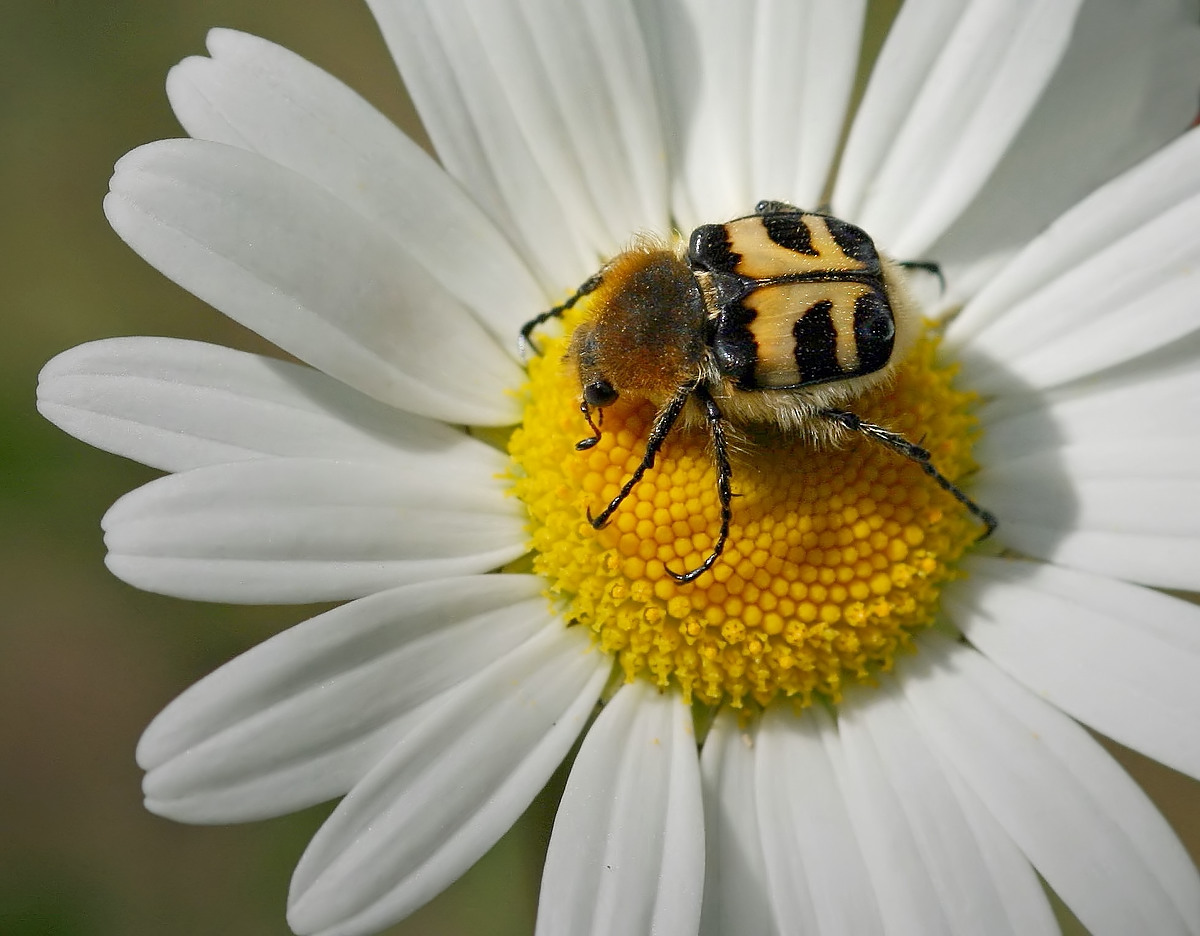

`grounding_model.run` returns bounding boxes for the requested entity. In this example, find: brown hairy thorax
[567,239,707,402]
